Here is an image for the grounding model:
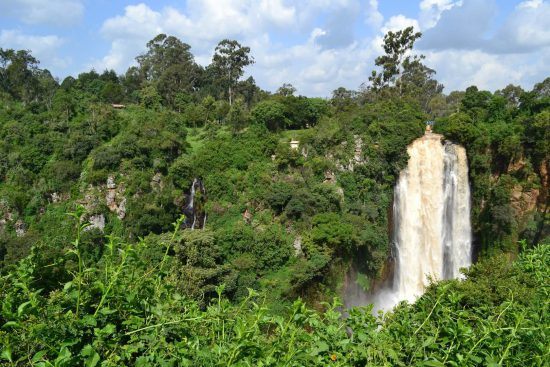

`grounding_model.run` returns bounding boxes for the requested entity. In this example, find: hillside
[0,28,548,365]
